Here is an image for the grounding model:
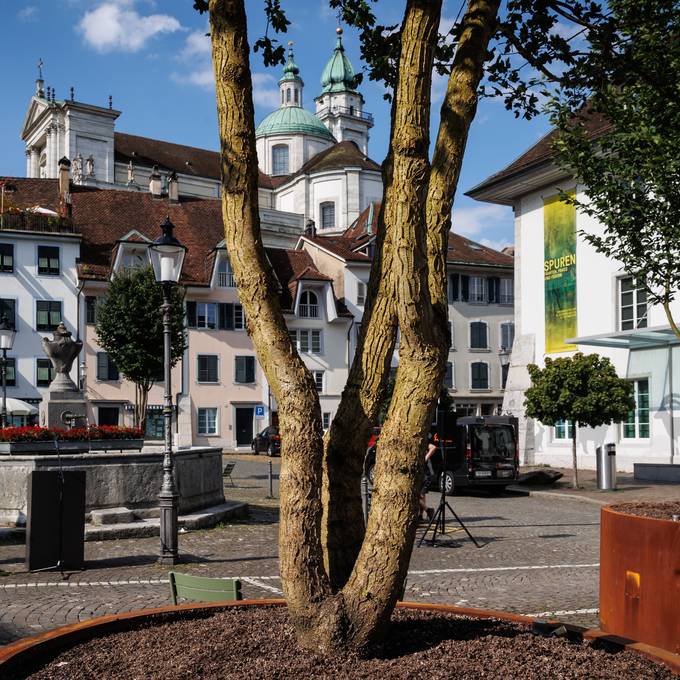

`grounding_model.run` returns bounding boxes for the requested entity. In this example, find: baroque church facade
[21,29,382,235]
